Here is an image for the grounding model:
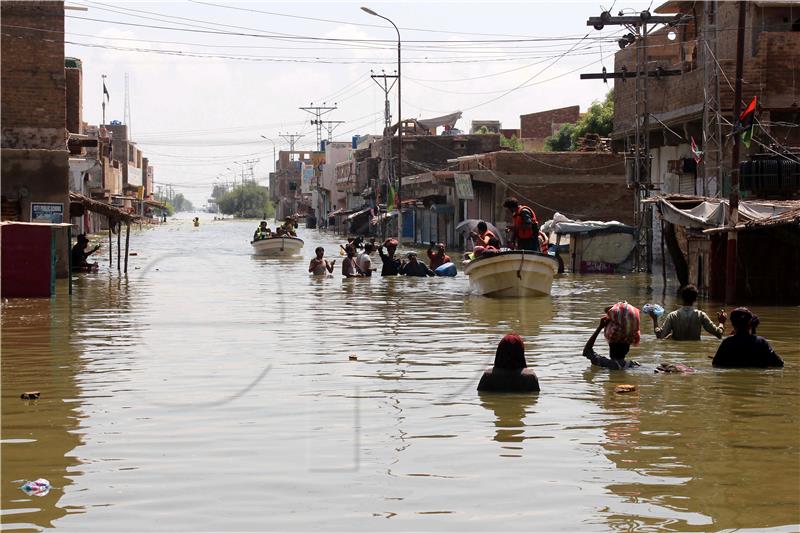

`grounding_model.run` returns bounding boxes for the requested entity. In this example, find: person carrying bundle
[582,302,641,370]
